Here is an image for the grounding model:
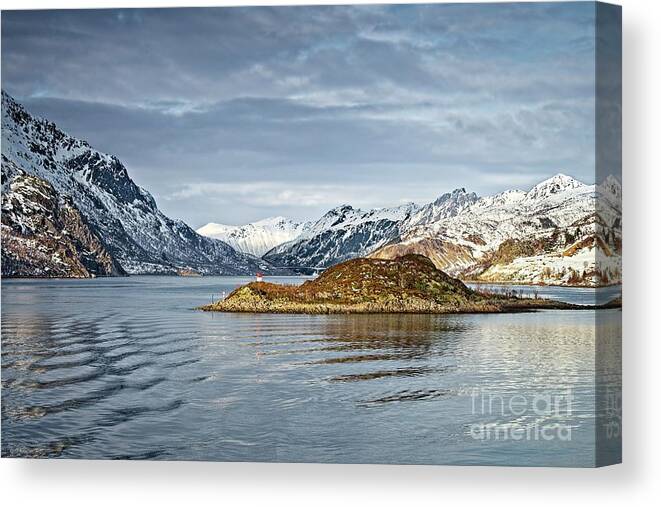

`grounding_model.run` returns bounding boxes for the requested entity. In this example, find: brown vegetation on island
[201,254,618,315]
